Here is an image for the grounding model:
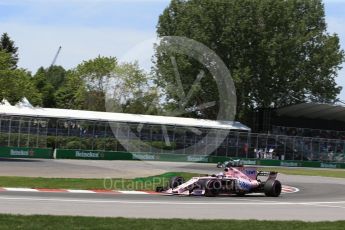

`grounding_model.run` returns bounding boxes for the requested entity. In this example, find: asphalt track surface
[0,158,218,178]
[1,159,345,221]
